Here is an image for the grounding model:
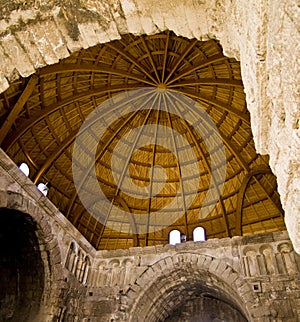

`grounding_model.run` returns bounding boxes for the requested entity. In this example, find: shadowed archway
[0,208,45,321]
